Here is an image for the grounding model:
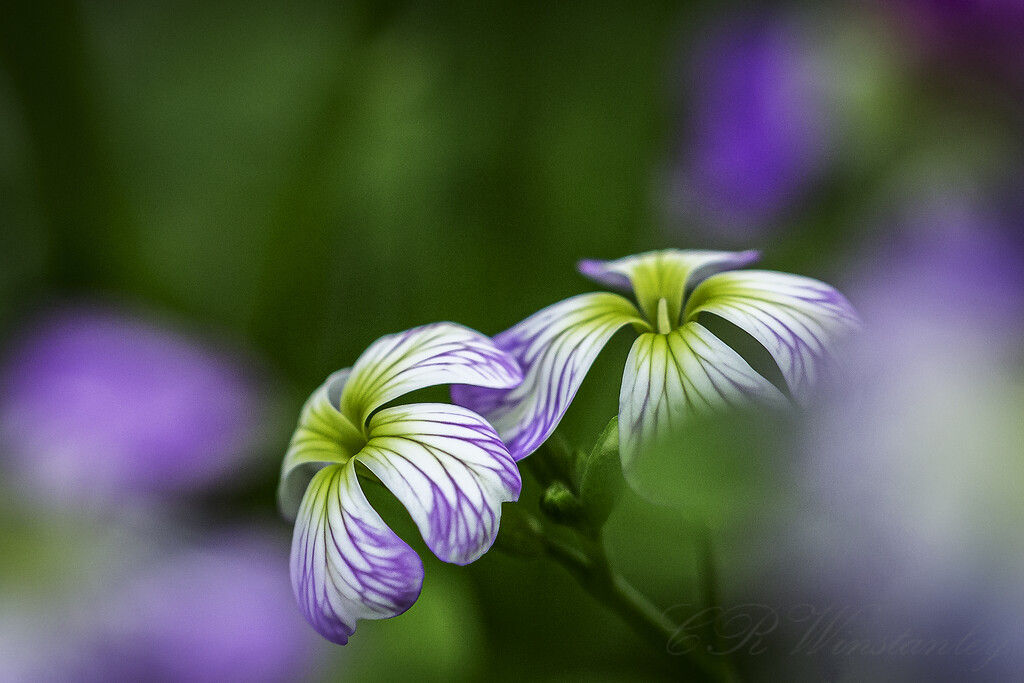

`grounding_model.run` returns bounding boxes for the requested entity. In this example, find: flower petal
[578,249,760,325]
[278,369,365,521]
[339,323,523,426]
[356,403,521,564]
[290,463,424,645]
[452,293,646,460]
[684,270,860,403]
[618,324,787,475]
